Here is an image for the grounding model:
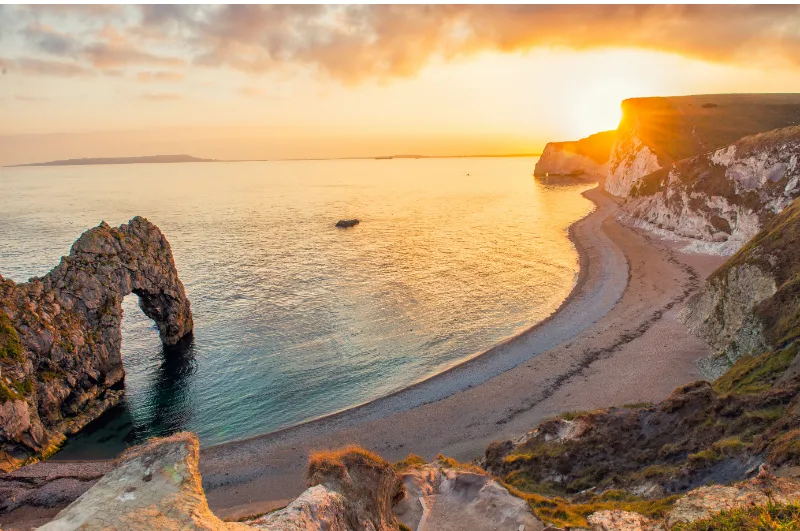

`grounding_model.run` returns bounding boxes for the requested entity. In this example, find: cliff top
[619,93,800,165]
